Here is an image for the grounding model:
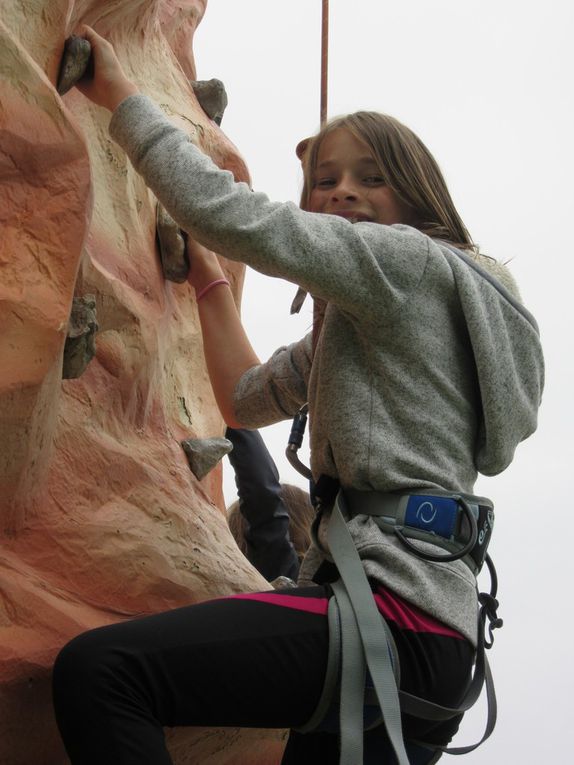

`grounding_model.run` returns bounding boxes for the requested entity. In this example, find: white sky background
[193,1,574,761]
